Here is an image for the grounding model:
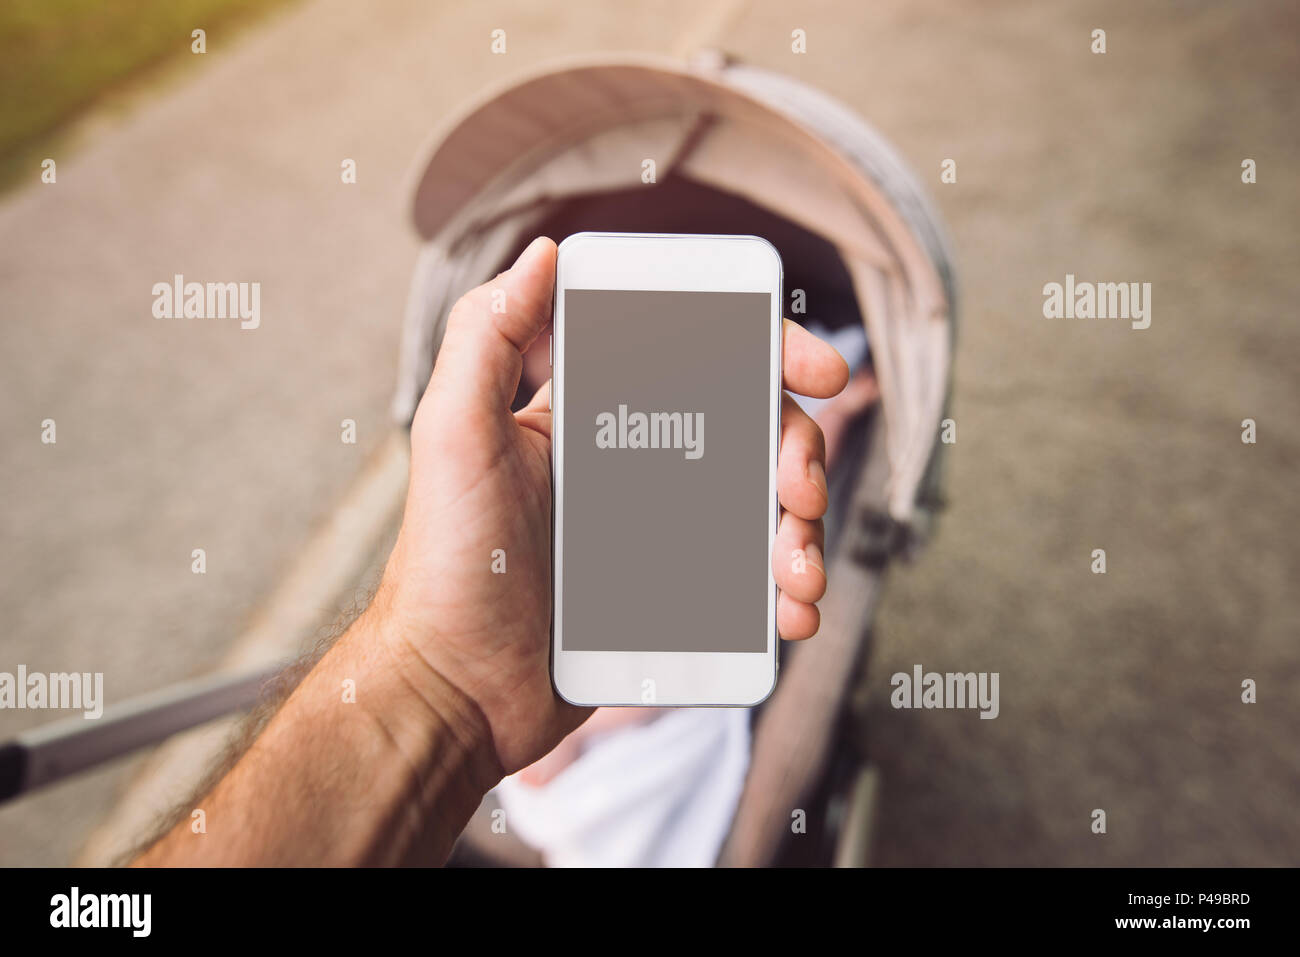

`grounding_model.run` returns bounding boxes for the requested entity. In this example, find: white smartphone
[551,232,783,707]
